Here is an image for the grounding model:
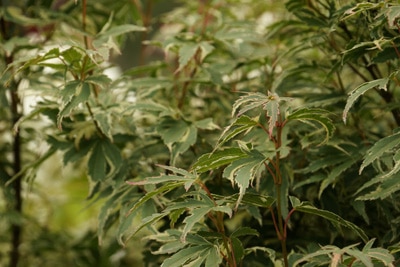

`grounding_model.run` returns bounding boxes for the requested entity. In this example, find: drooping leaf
[153,240,187,255]
[231,237,245,263]
[223,150,266,209]
[287,108,335,145]
[85,74,112,87]
[171,124,197,165]
[343,78,389,123]
[101,138,123,176]
[359,131,400,174]
[88,141,107,182]
[7,47,61,77]
[128,100,175,117]
[225,193,275,208]
[87,139,122,182]
[4,6,45,25]
[98,192,124,244]
[121,211,168,245]
[351,201,370,225]
[356,173,400,201]
[181,207,212,242]
[232,93,270,117]
[127,174,195,186]
[191,148,247,173]
[127,181,185,215]
[93,24,145,58]
[292,243,382,267]
[230,227,259,238]
[161,245,211,267]
[319,158,357,198]
[96,24,146,40]
[362,239,395,265]
[57,81,91,128]
[289,196,368,242]
[215,115,259,151]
